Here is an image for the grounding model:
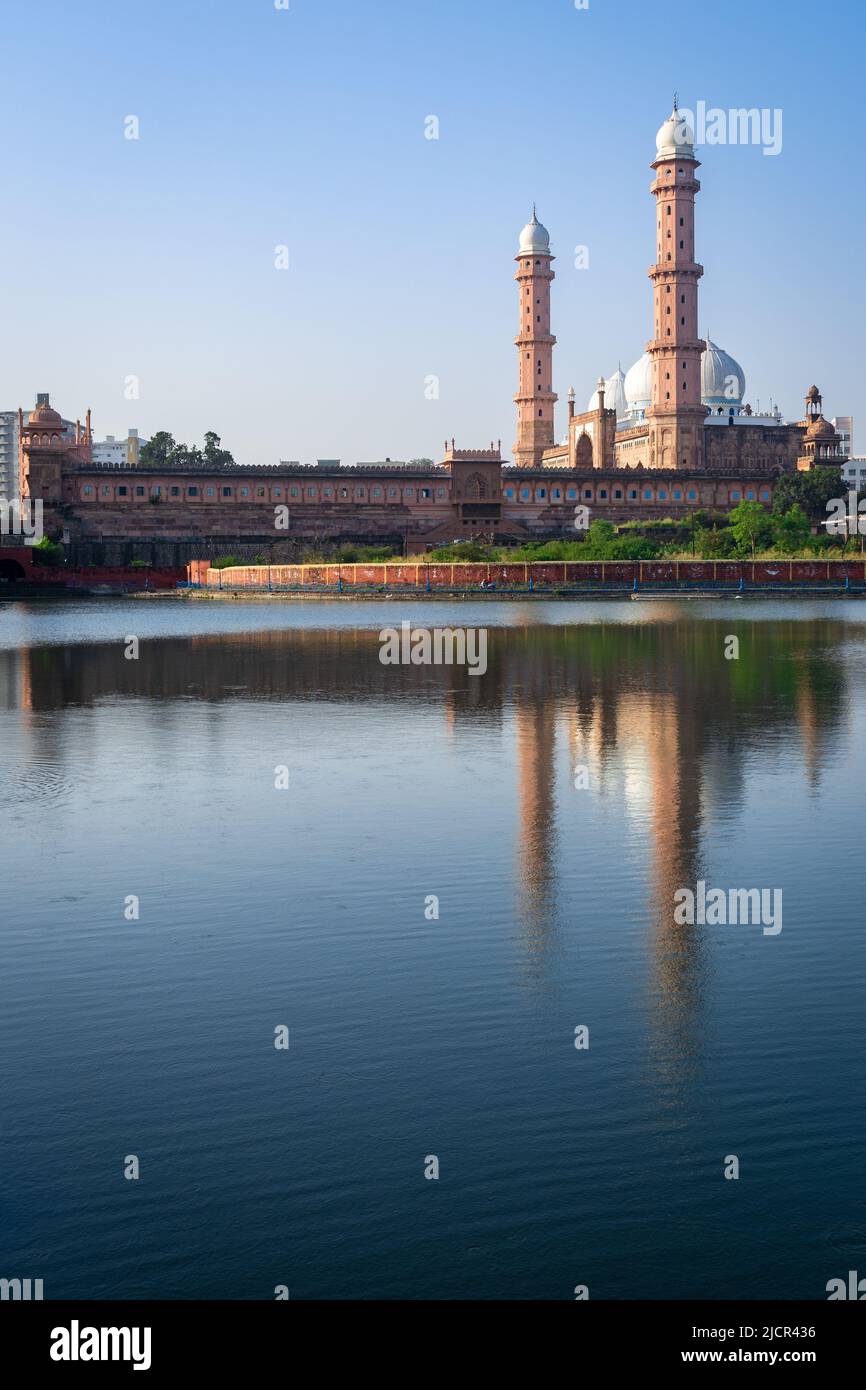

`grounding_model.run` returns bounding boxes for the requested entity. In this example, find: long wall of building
[11,106,846,560]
